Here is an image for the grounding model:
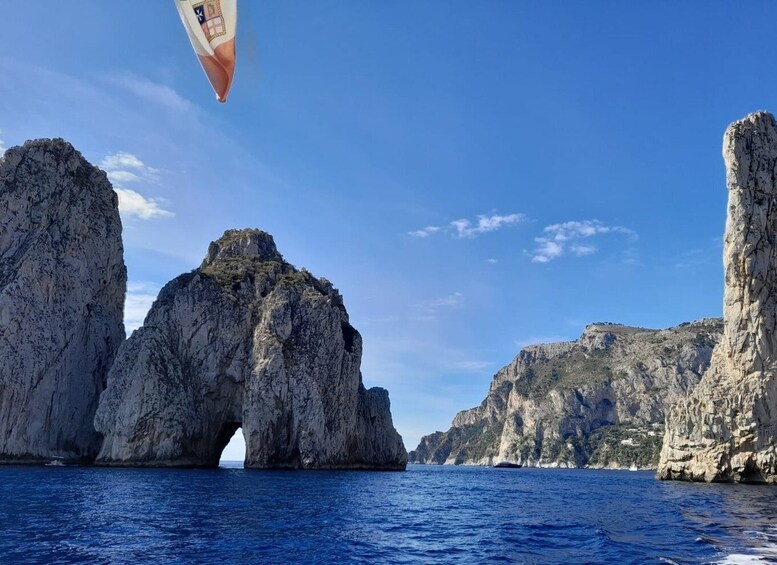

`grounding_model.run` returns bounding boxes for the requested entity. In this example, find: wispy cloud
[448,360,493,371]
[106,170,142,184]
[409,212,525,239]
[451,213,525,238]
[414,292,464,320]
[125,281,161,333]
[426,292,463,310]
[115,188,173,220]
[530,220,636,263]
[667,240,723,270]
[0,130,6,153]
[569,244,597,256]
[108,74,195,114]
[101,152,146,171]
[101,151,172,220]
[486,258,498,264]
[100,151,160,179]
[408,226,442,238]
